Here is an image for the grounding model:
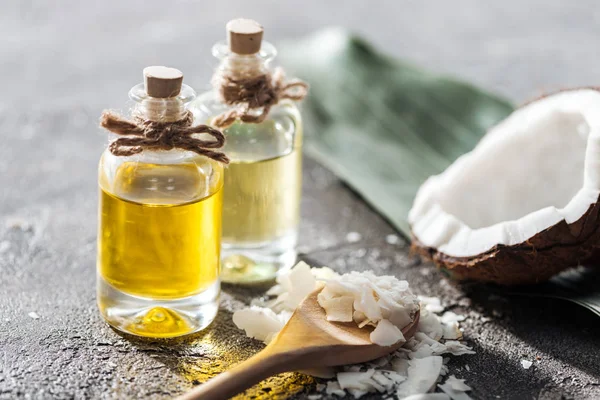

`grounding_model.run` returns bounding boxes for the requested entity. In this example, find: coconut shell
[411,196,600,285]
